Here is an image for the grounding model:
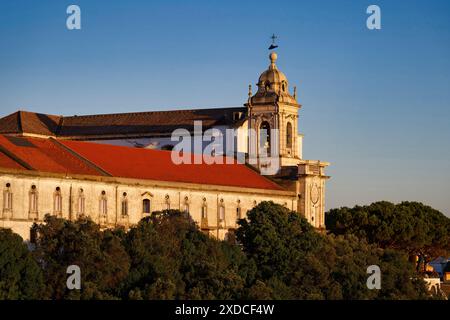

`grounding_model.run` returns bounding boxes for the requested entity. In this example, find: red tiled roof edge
[48,138,113,177]
[0,144,34,170]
